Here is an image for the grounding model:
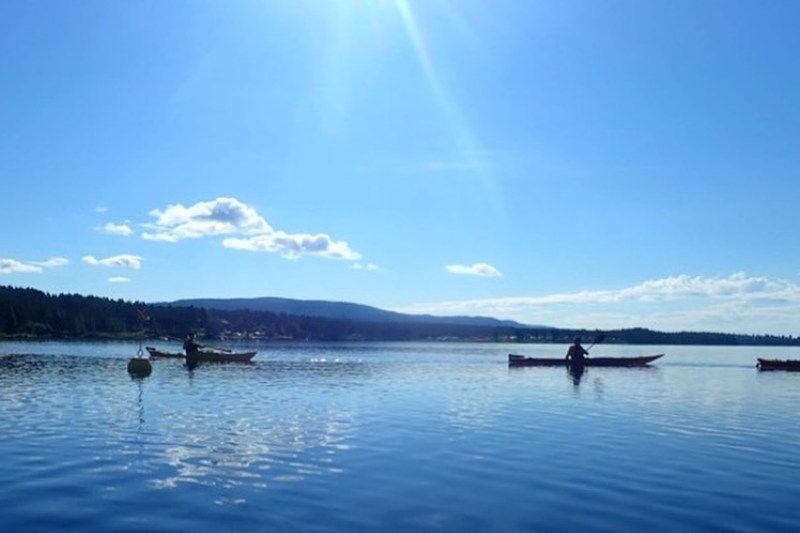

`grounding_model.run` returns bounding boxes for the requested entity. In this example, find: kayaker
[565,337,588,365]
[183,333,202,355]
